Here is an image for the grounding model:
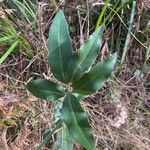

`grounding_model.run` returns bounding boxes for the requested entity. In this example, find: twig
[2,127,9,150]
